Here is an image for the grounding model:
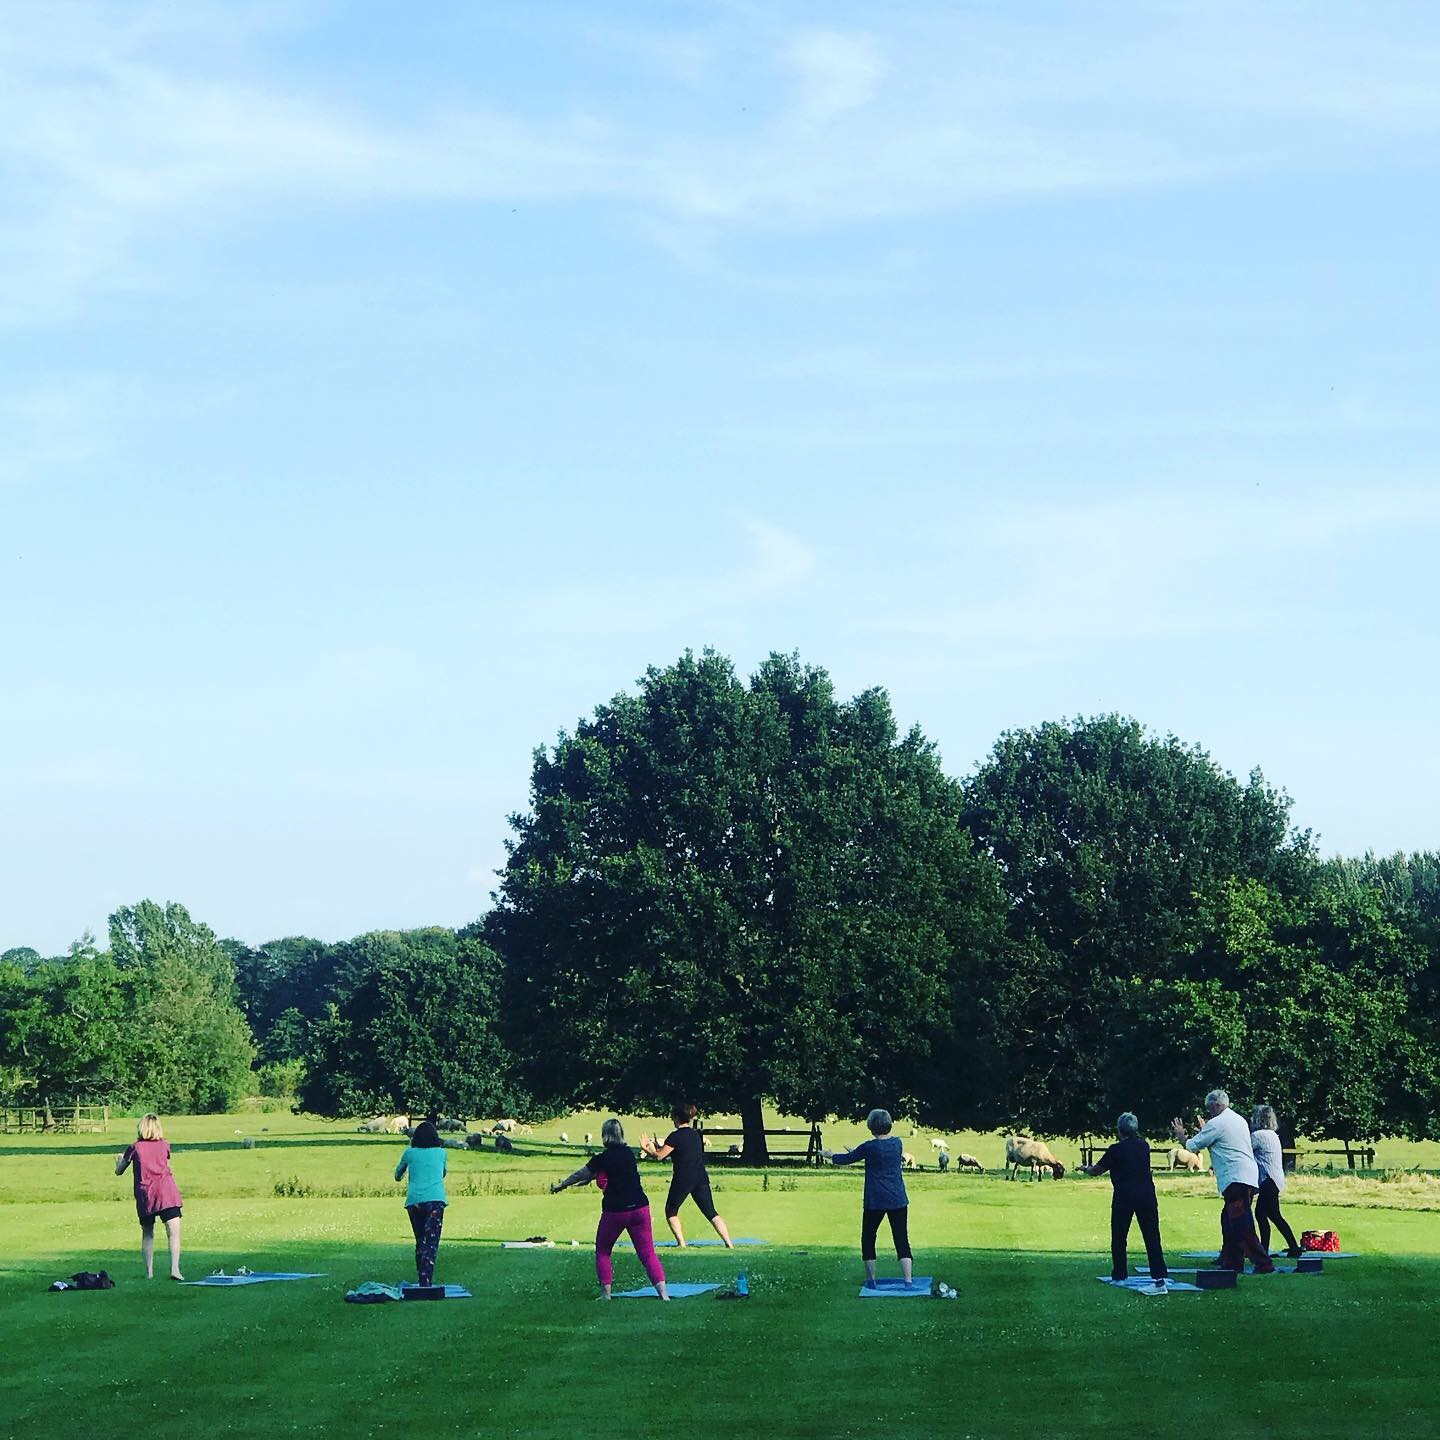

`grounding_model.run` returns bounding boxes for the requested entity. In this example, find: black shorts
[139,1205,182,1225]
[666,1174,718,1222]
